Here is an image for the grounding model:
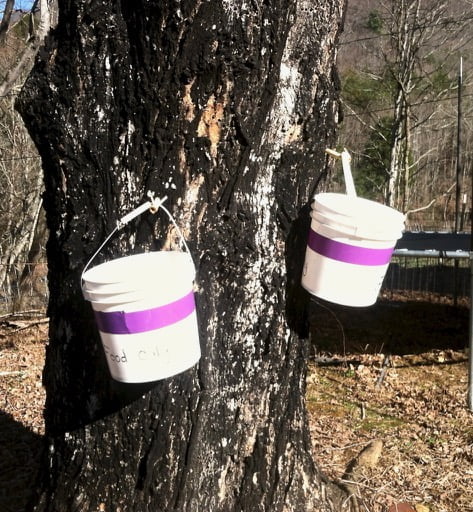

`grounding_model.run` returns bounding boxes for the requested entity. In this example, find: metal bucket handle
[81,191,193,286]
